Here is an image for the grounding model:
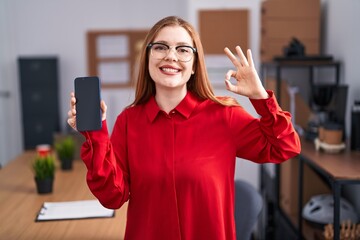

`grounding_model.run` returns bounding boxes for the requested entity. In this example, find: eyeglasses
[147,42,197,62]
